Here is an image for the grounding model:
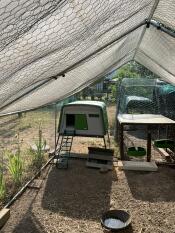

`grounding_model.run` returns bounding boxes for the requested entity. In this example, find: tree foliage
[111,61,158,80]
[109,61,159,100]
[75,61,160,103]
